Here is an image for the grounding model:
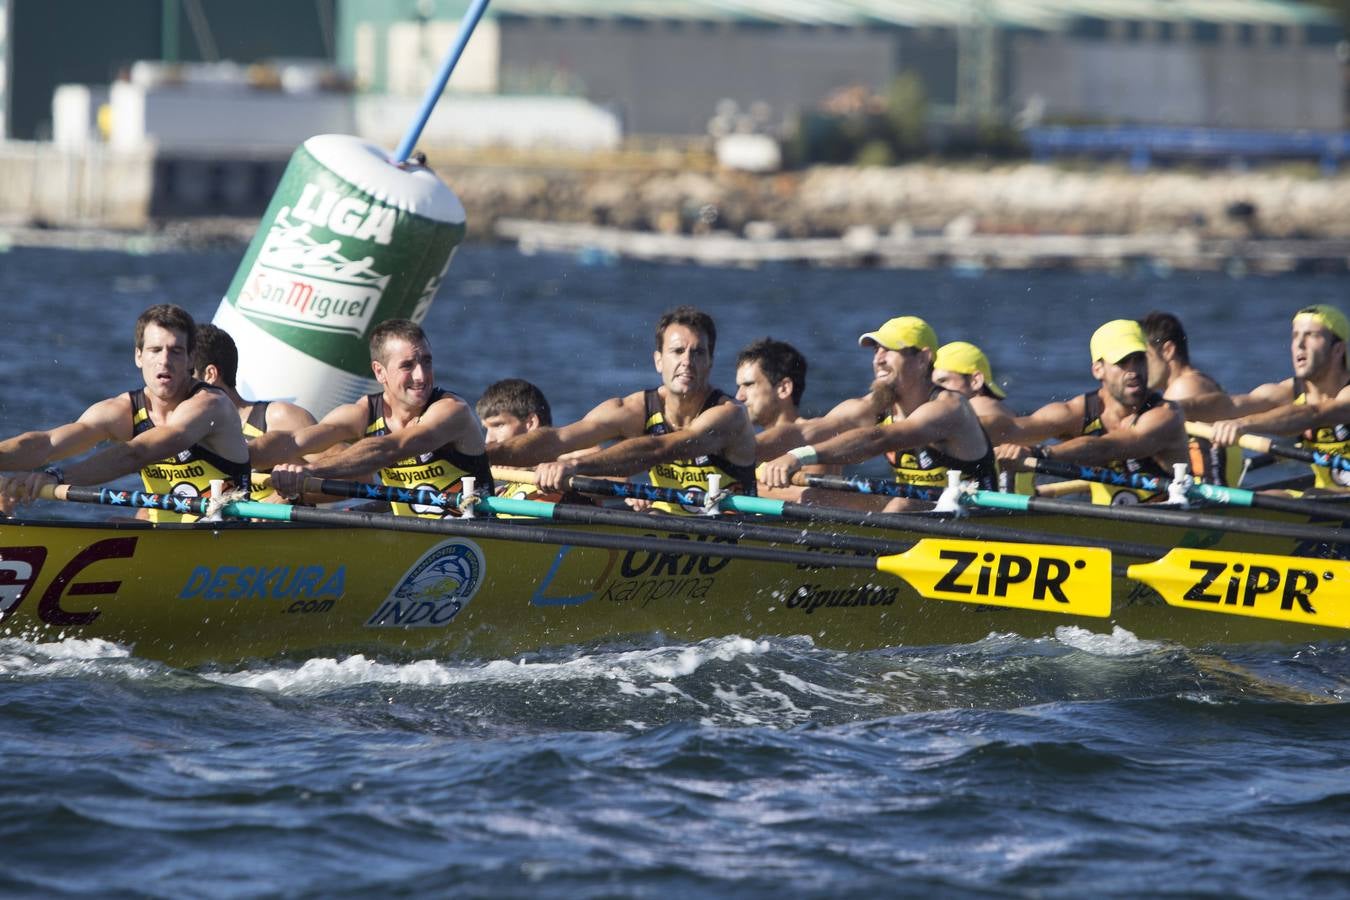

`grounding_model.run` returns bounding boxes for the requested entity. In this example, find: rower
[1184,304,1350,491]
[1139,311,1241,487]
[259,319,493,517]
[476,378,555,502]
[192,324,317,501]
[0,304,249,522]
[758,316,998,510]
[931,341,1016,443]
[489,305,757,514]
[734,338,839,477]
[997,319,1189,504]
